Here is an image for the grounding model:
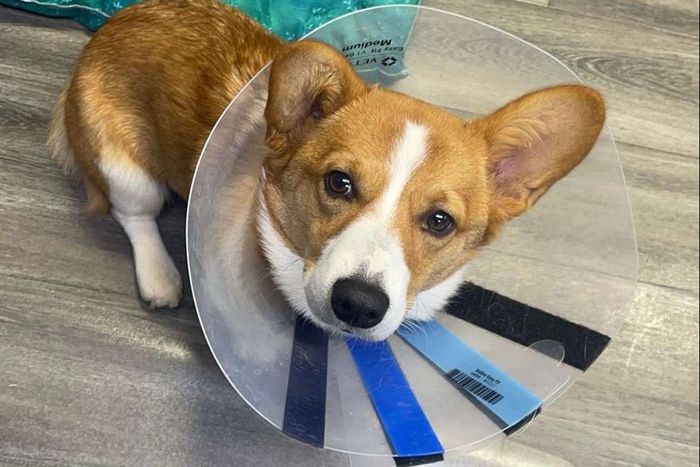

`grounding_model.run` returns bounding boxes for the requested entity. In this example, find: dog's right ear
[264,40,368,155]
